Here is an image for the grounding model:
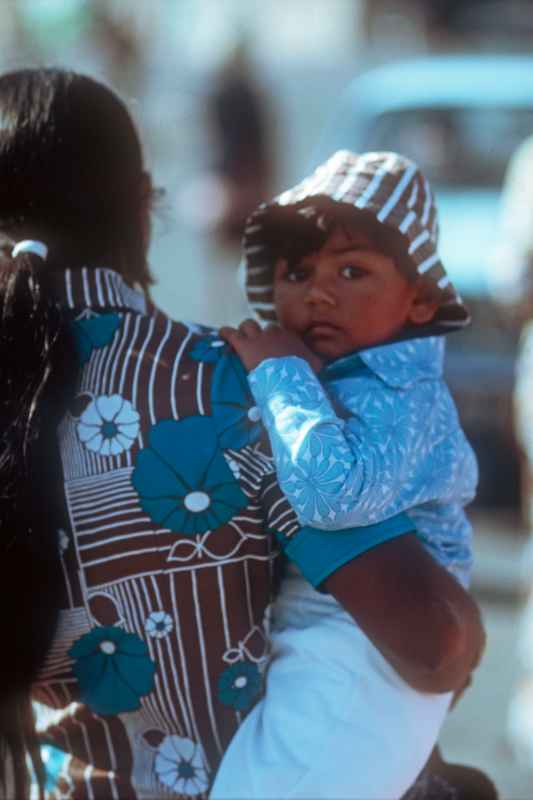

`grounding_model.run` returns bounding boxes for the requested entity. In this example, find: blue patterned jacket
[249,336,478,587]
